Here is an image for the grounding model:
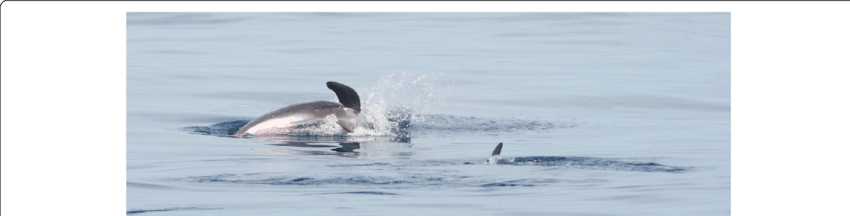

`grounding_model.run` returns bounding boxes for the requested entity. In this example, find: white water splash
[486,155,503,165]
[350,72,454,137]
